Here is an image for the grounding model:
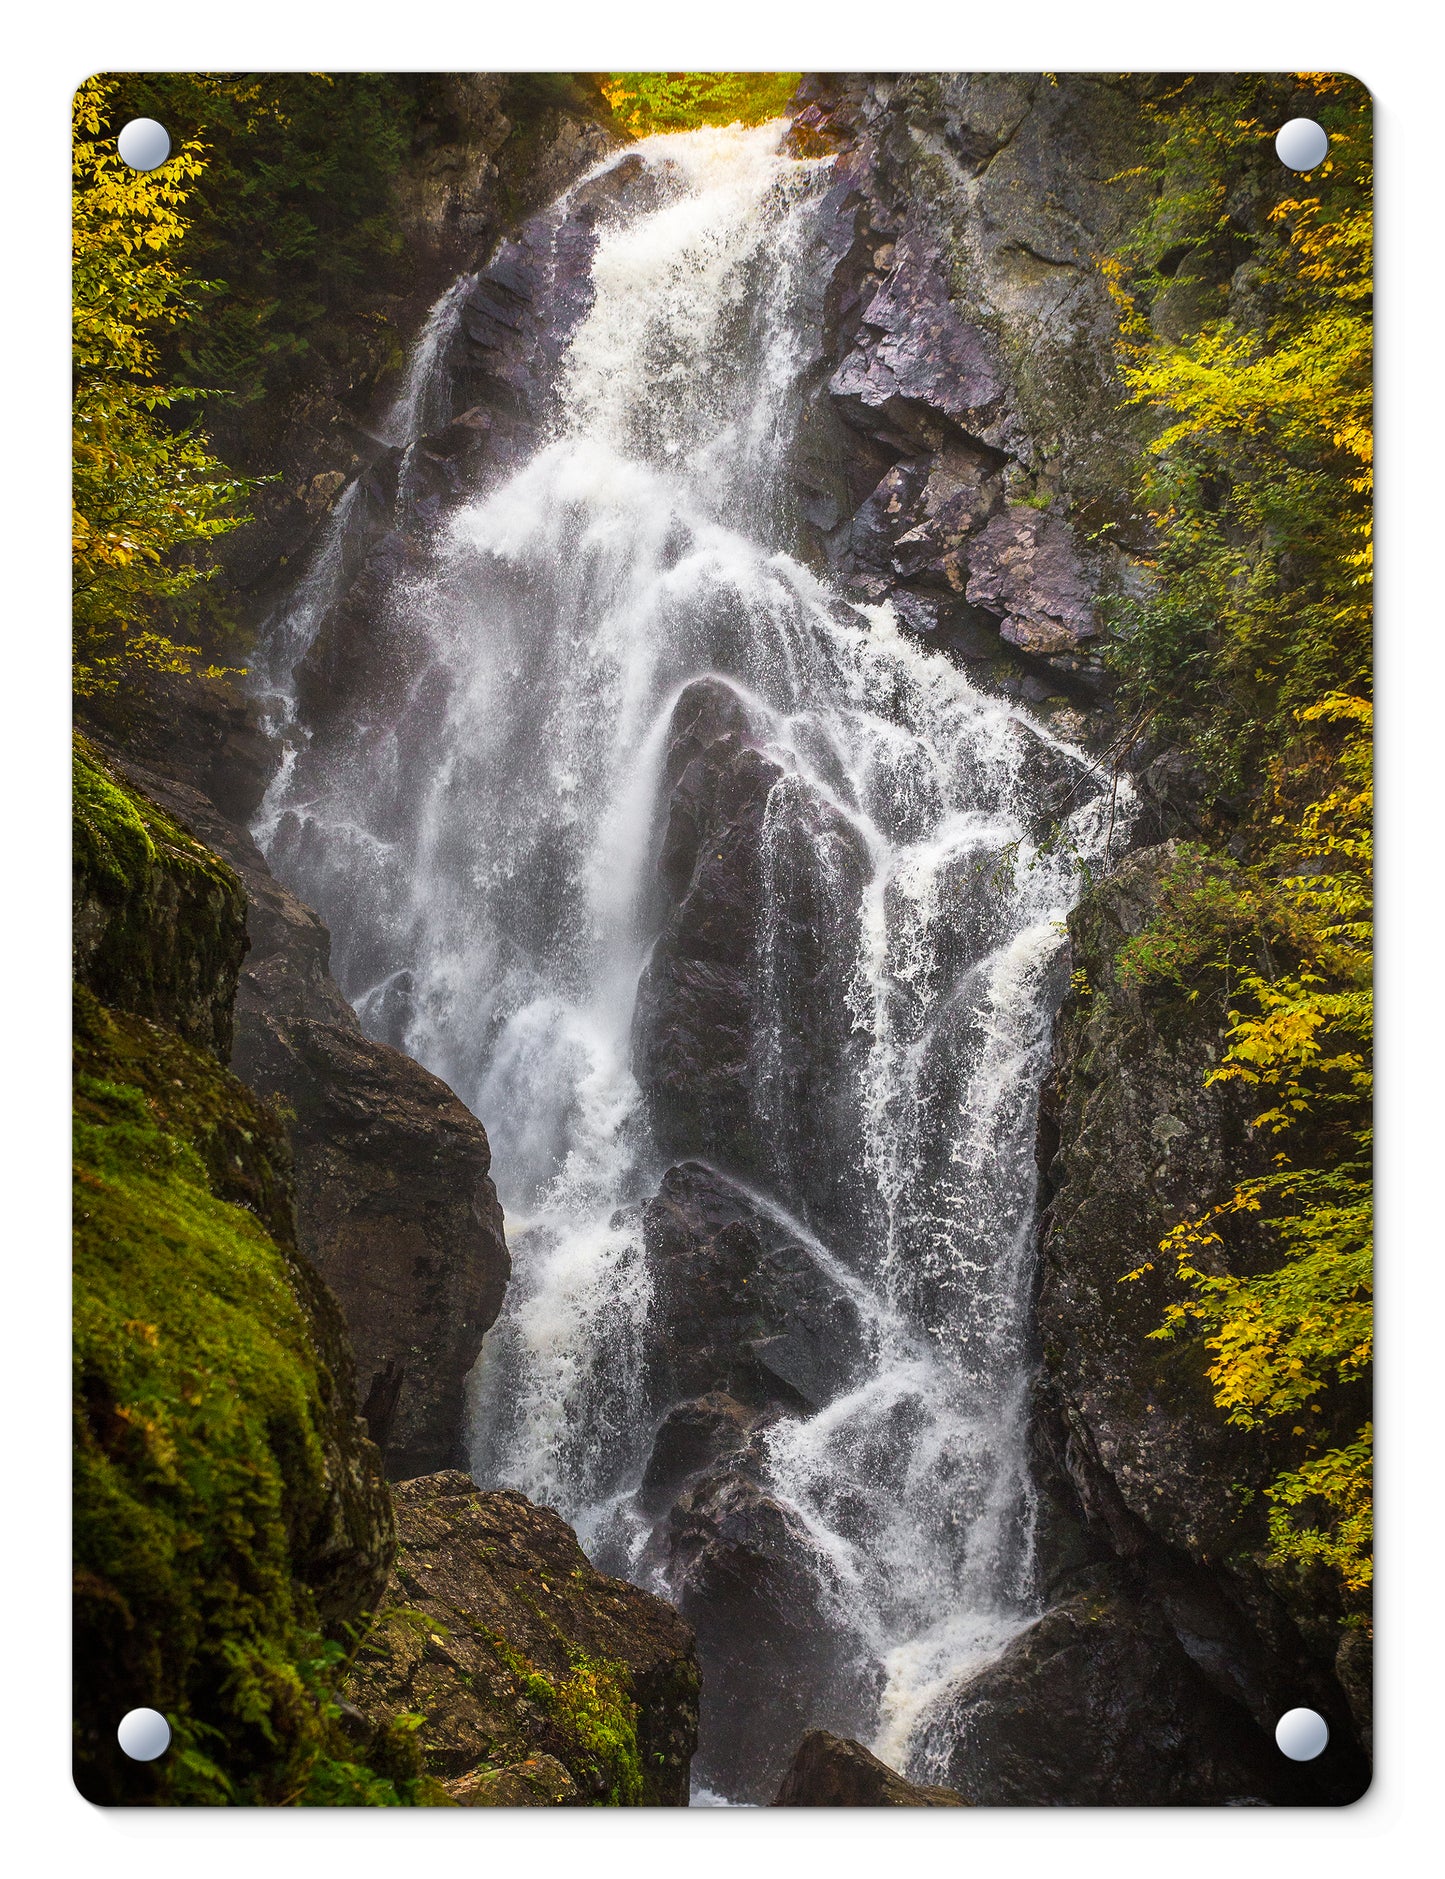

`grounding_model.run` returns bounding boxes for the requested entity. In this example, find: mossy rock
[345,1473,700,1805]
[72,986,396,1803]
[73,735,247,1059]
